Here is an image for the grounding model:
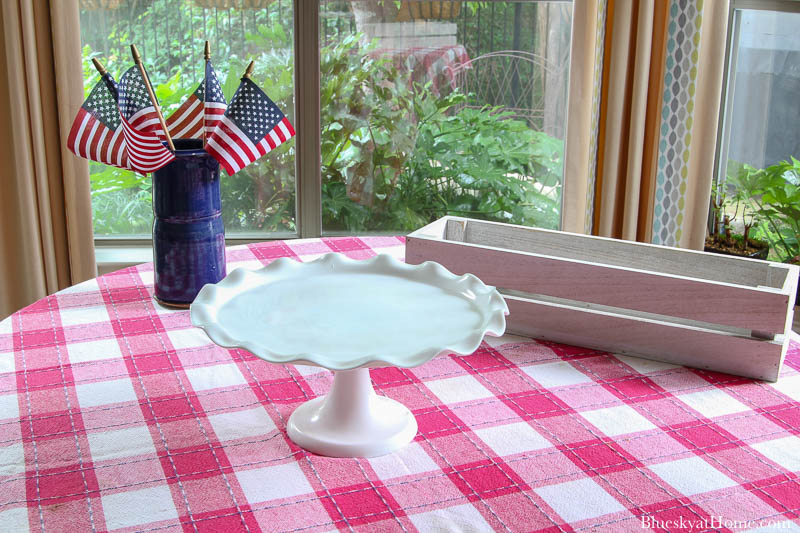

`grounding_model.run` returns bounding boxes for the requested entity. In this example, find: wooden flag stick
[243,60,255,79]
[91,58,107,75]
[203,41,211,146]
[92,57,119,102]
[130,44,175,152]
